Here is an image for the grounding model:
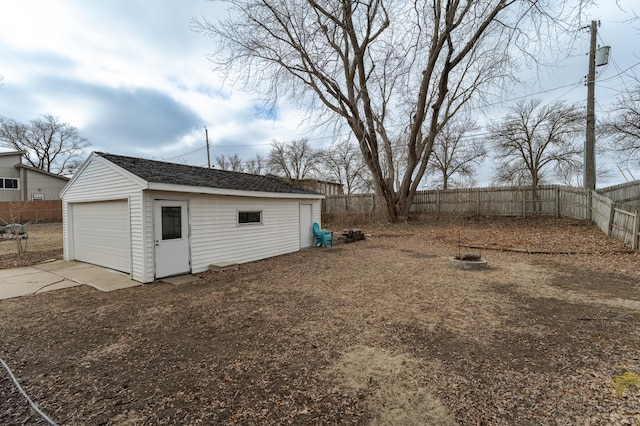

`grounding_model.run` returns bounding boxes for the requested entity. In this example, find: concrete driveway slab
[54,263,139,292]
[0,266,42,280]
[0,269,80,299]
[0,260,140,300]
[34,260,92,272]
